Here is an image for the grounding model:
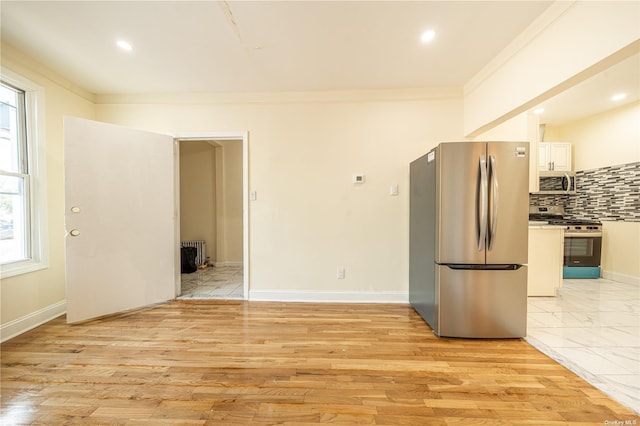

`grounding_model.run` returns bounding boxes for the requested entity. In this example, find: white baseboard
[602,270,640,286]
[1,300,66,343]
[249,290,409,304]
